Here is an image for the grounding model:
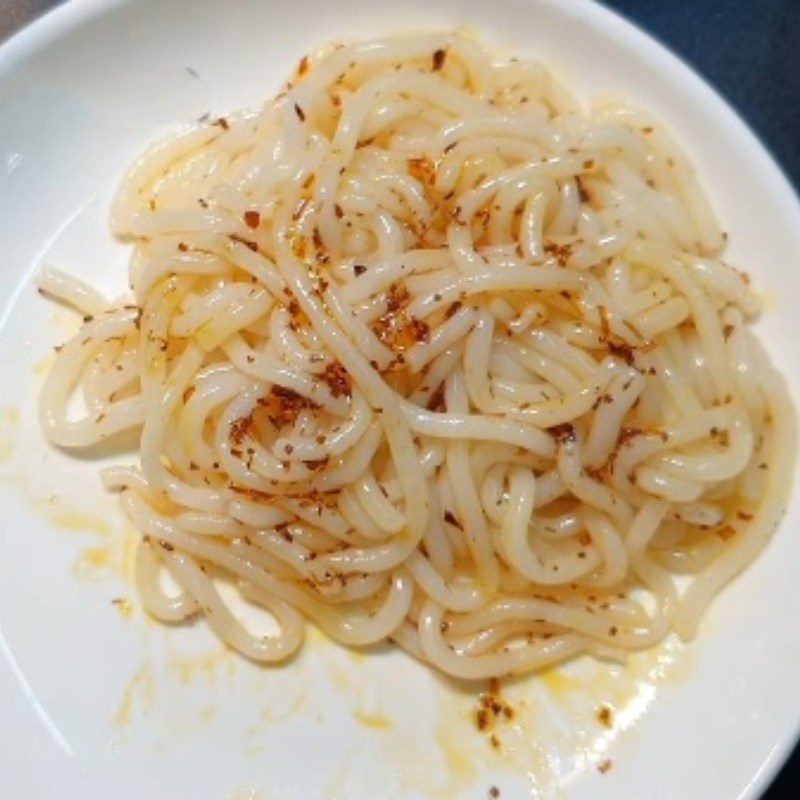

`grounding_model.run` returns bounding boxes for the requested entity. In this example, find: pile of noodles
[38,32,794,679]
